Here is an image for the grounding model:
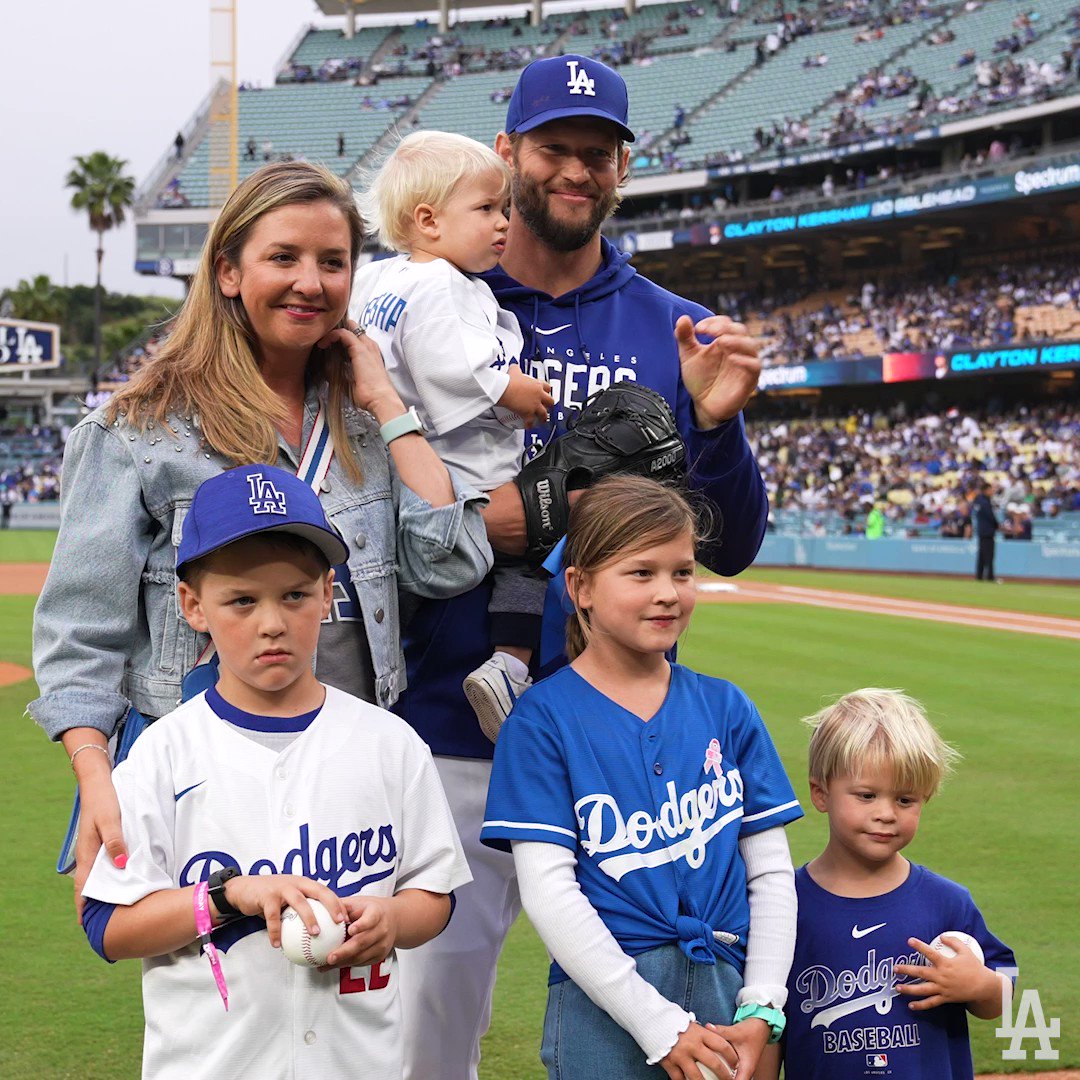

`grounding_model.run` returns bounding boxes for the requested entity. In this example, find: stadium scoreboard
[0,317,60,371]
